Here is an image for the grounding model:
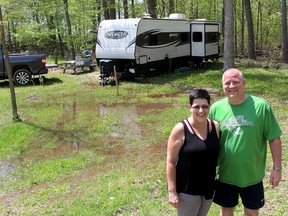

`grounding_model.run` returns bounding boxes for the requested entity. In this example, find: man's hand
[270,170,281,188]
